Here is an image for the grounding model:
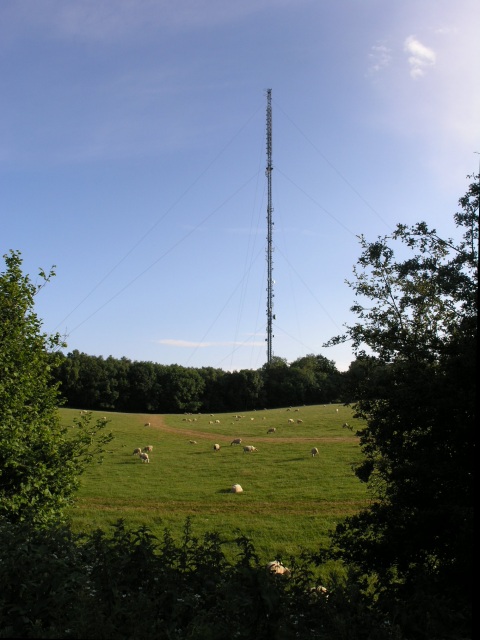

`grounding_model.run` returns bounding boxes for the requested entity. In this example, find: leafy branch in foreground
[320,174,477,640]
[0,250,113,526]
